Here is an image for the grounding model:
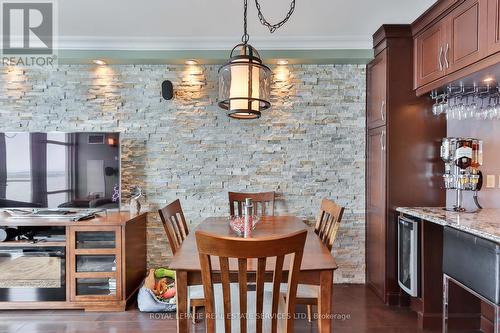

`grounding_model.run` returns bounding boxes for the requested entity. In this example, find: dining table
[169,215,338,333]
